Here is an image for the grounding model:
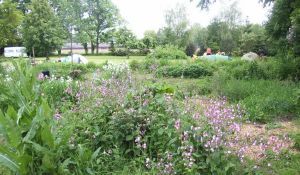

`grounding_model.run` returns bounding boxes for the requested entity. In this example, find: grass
[46,55,190,64]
